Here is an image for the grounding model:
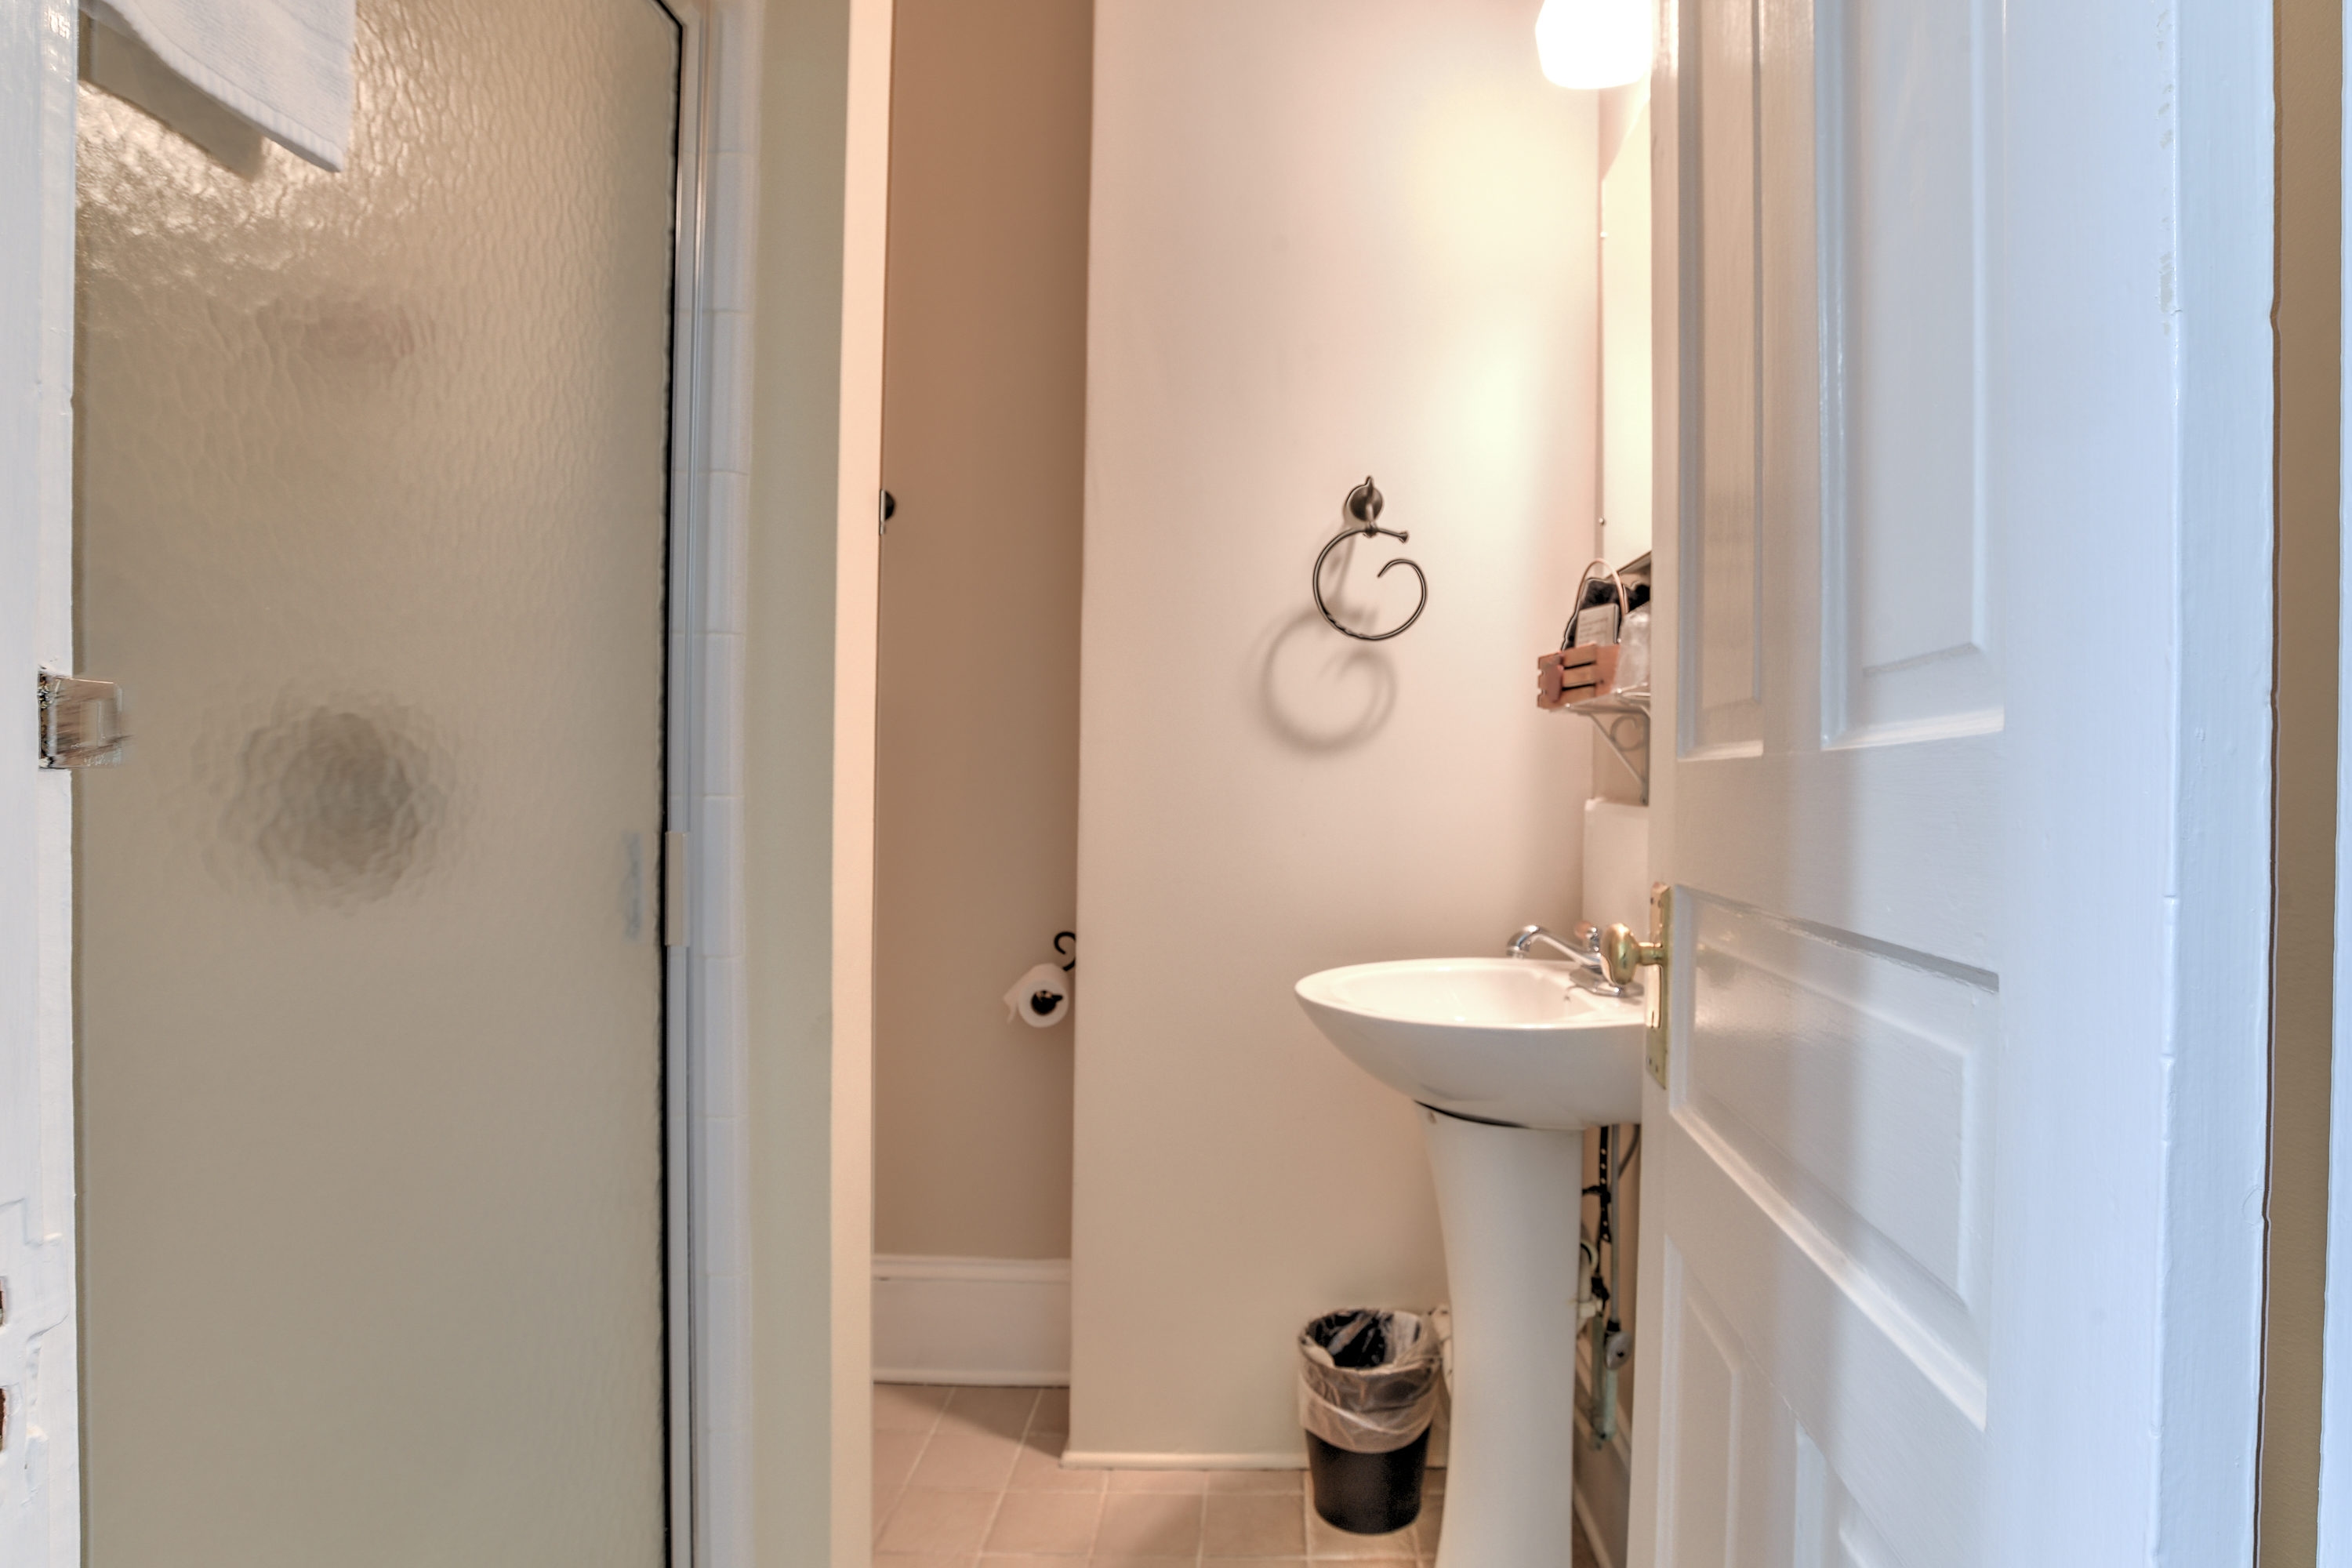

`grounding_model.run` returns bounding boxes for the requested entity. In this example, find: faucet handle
[1570,921,1604,953]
